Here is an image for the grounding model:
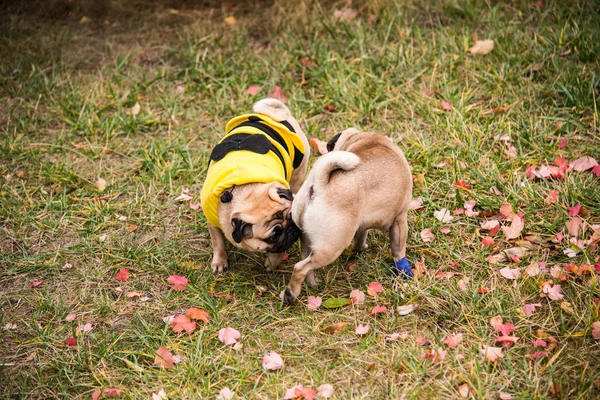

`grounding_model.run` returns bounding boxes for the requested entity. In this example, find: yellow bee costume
[200,114,305,229]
